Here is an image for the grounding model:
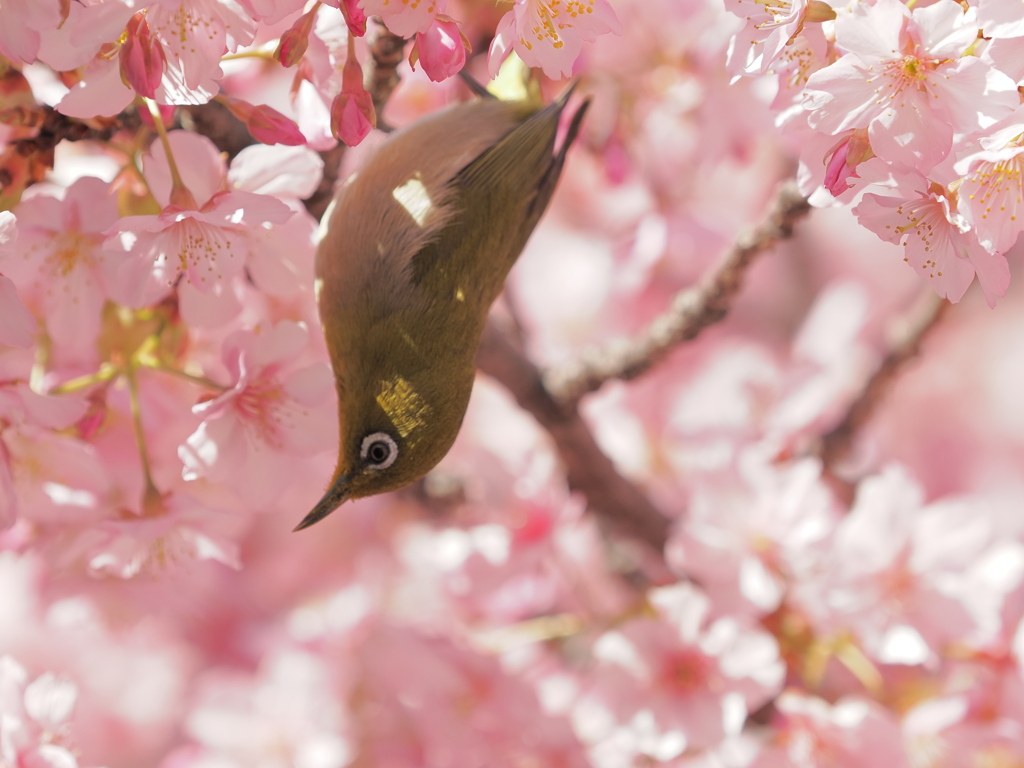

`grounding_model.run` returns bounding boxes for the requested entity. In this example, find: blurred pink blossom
[1,177,120,351]
[576,584,784,761]
[799,466,1024,664]
[759,691,910,767]
[725,0,811,77]
[0,655,83,768]
[0,212,34,349]
[0,0,63,63]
